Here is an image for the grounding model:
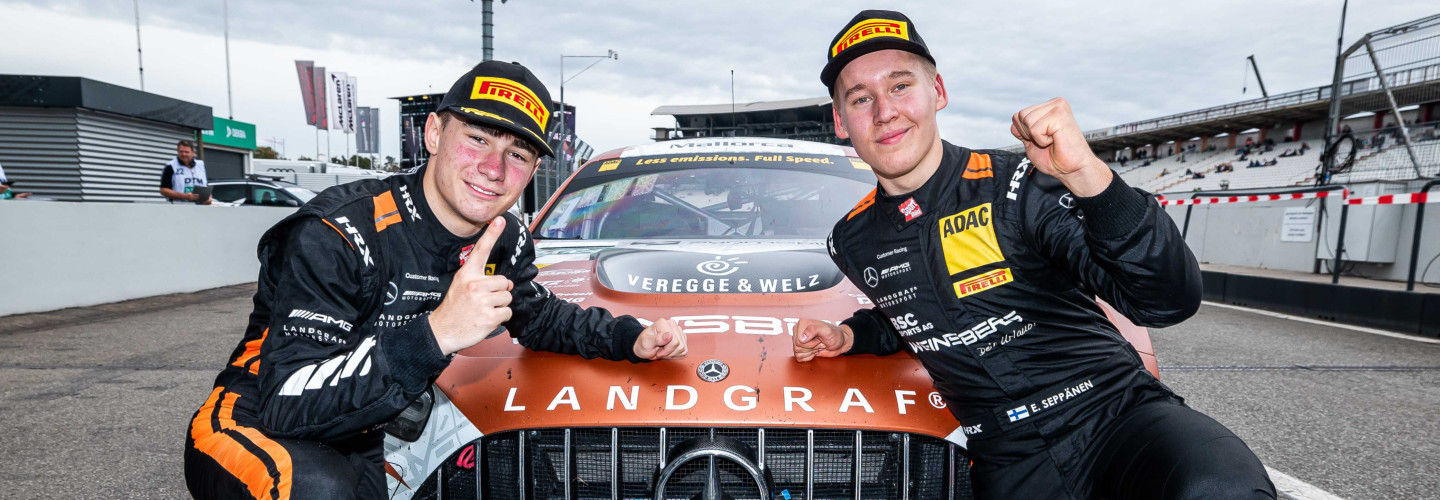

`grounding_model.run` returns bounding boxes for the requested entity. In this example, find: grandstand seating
[1153,141,1319,193]
[1330,139,1440,183]
[1118,129,1440,193]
